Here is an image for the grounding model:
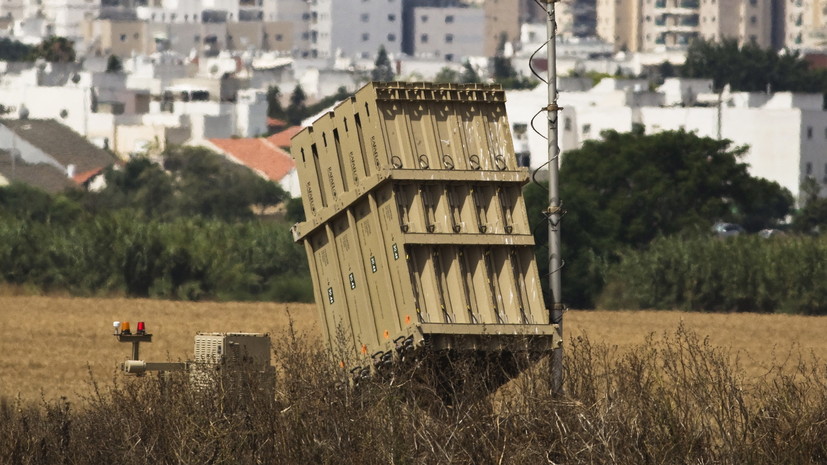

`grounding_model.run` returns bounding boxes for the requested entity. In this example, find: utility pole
[545,0,564,396]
